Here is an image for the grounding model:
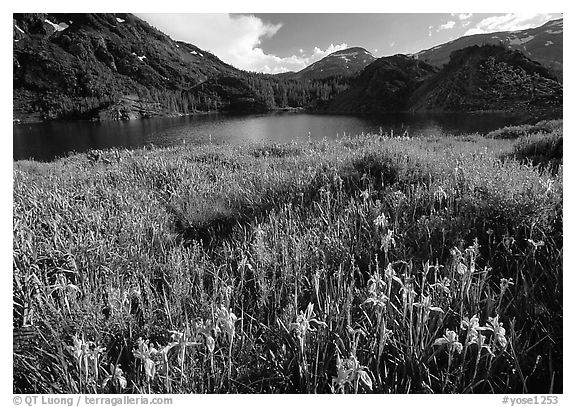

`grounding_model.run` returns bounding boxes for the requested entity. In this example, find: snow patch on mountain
[45,19,68,32]
[508,35,534,45]
[116,18,125,23]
